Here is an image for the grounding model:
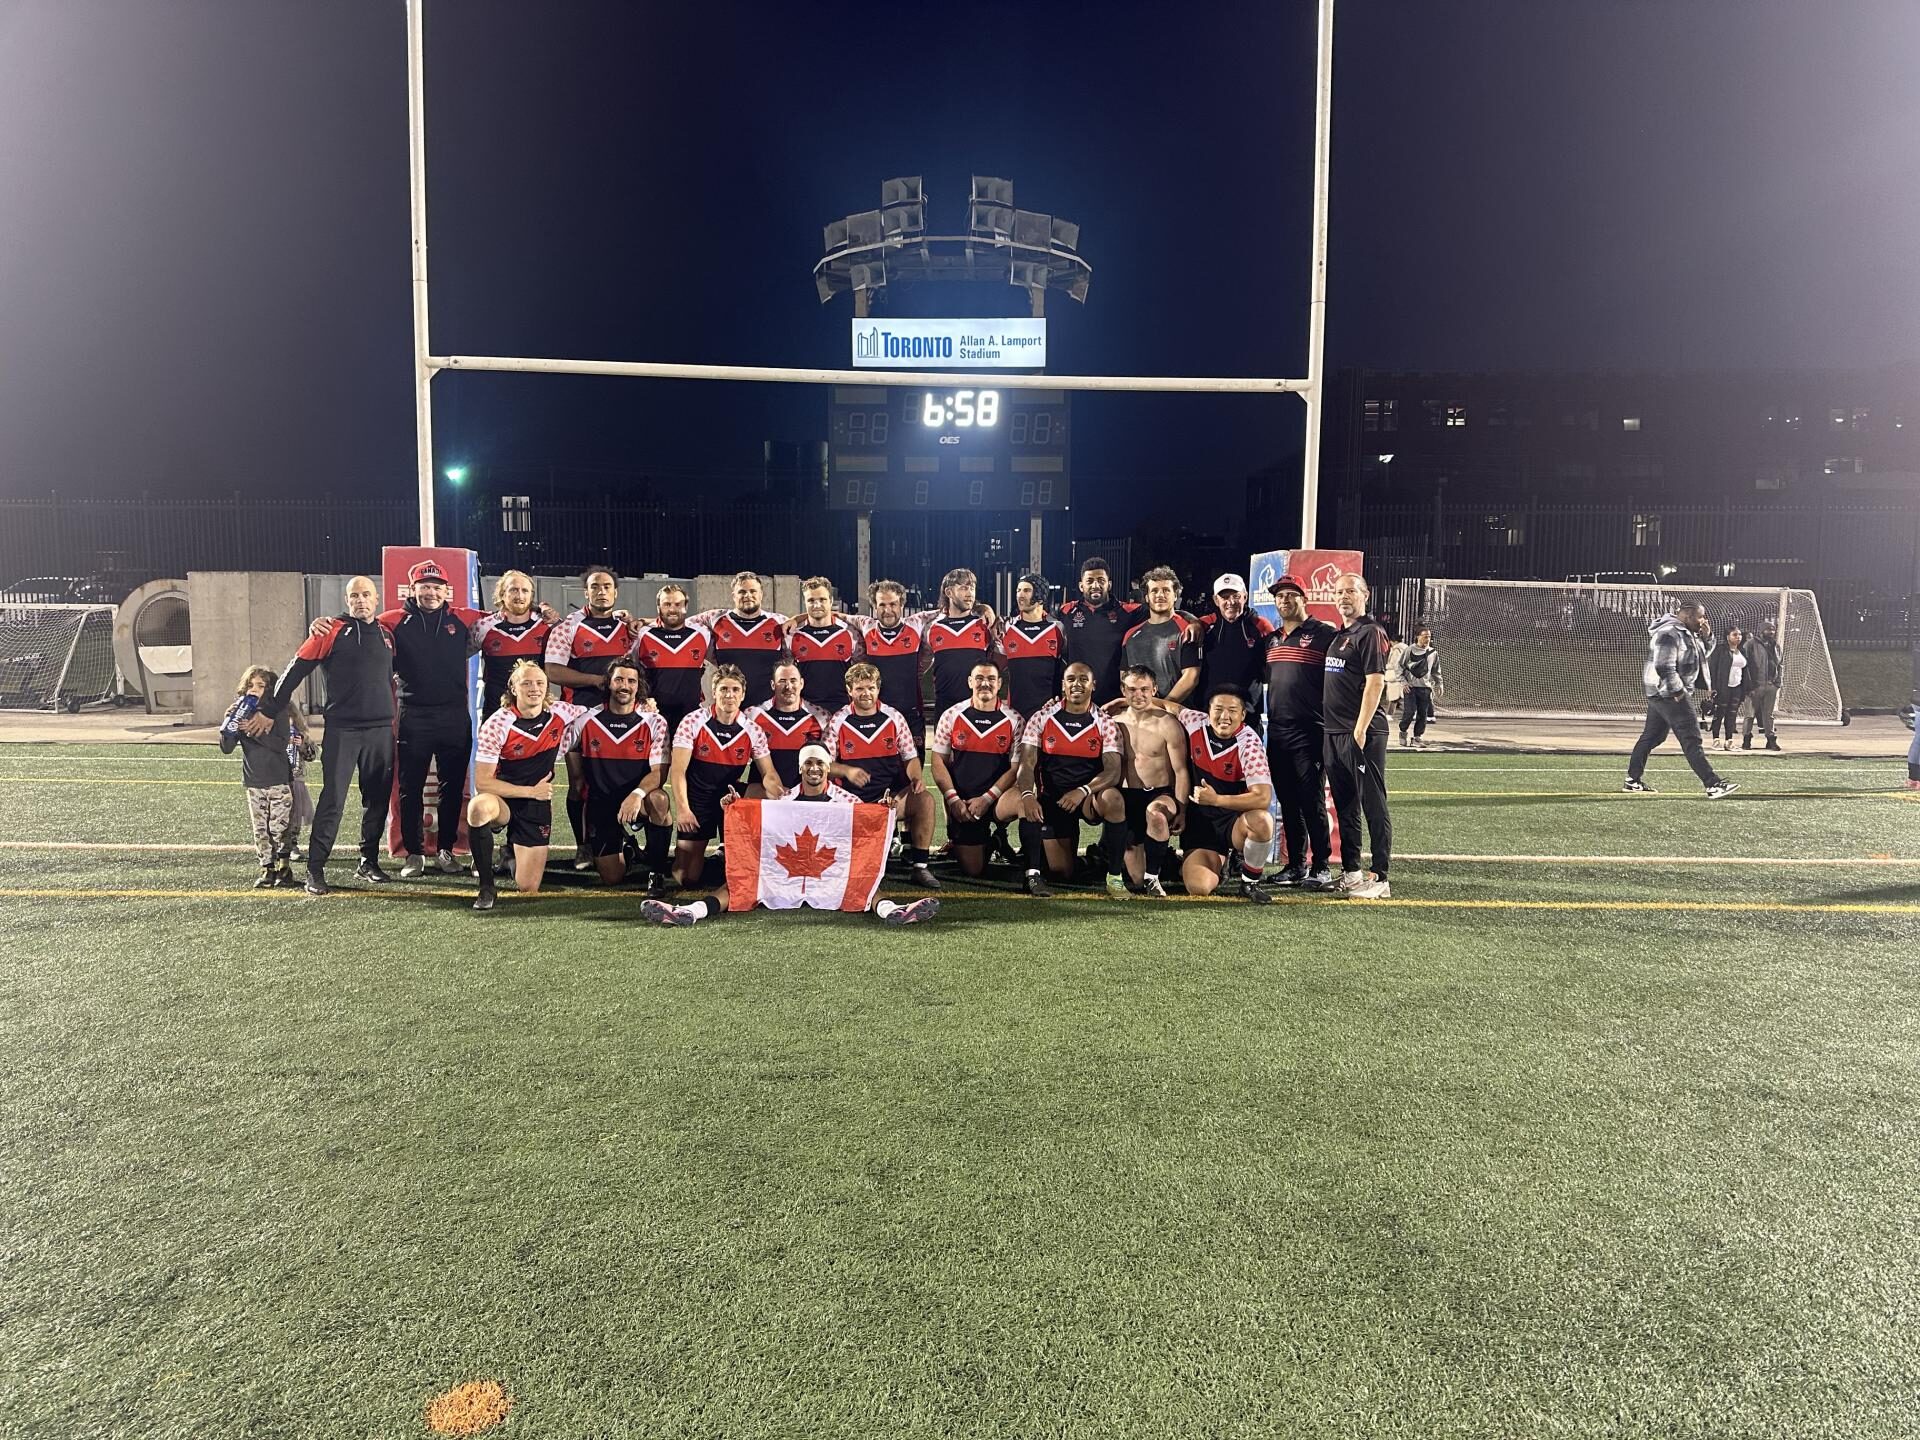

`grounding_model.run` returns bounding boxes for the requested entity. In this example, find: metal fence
[1334,499,1920,649]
